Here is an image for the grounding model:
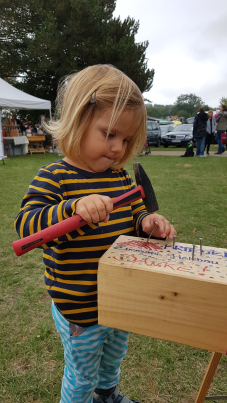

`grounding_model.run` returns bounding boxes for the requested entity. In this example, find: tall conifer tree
[0,0,154,107]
